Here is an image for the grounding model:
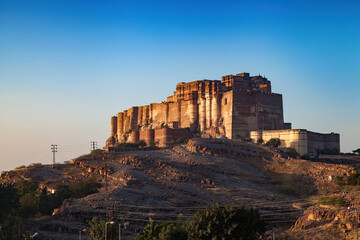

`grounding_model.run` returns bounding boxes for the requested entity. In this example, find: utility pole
[91,141,98,151]
[51,144,57,164]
